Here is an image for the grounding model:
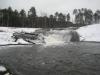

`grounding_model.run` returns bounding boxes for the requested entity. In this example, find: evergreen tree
[84,9,93,25]
[73,9,78,24]
[49,15,54,27]
[58,13,66,22]
[13,10,19,27]
[73,8,93,25]
[20,9,26,27]
[28,7,36,27]
[54,12,59,21]
[94,10,100,23]
[66,13,70,22]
